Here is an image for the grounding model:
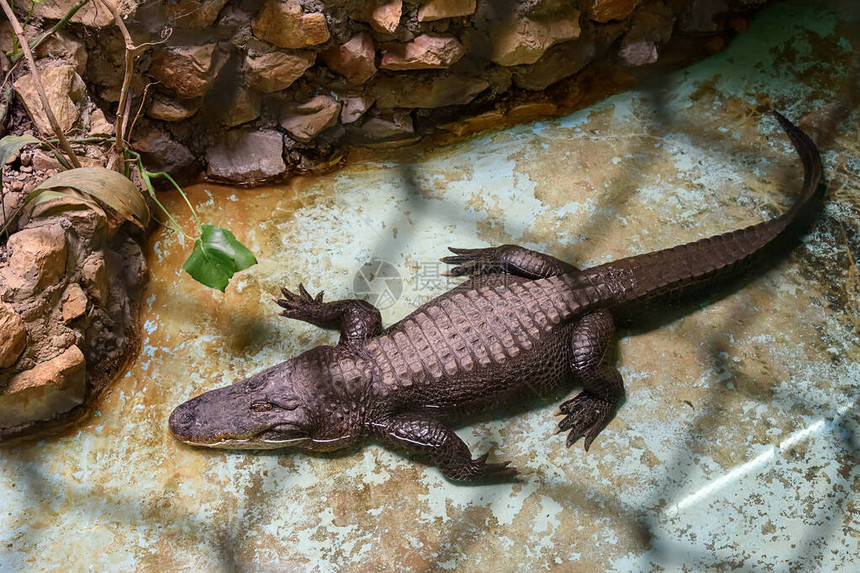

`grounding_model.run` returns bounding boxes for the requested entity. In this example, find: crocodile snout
[168,401,198,441]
